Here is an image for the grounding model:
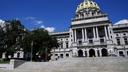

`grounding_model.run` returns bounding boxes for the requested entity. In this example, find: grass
[0,59,9,64]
